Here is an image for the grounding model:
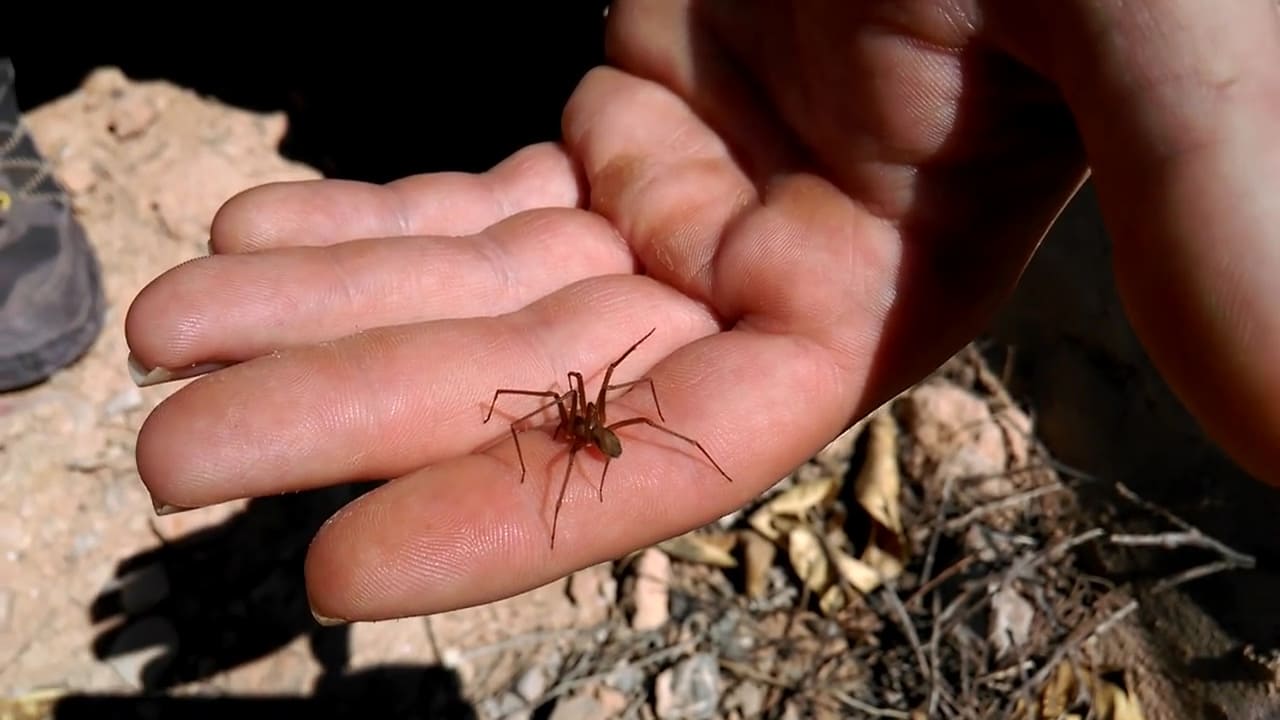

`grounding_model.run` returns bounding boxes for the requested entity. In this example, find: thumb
[999,0,1280,483]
